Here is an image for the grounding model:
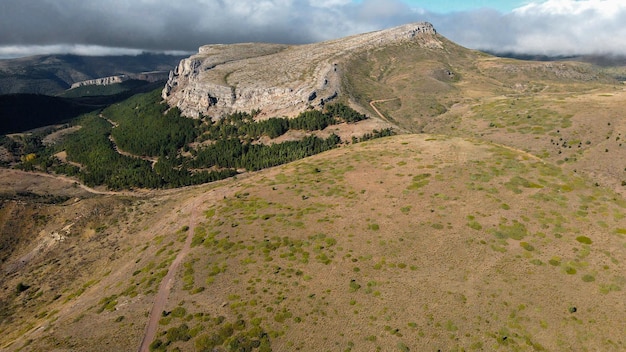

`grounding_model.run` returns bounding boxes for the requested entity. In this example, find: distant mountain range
[0,53,185,95]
